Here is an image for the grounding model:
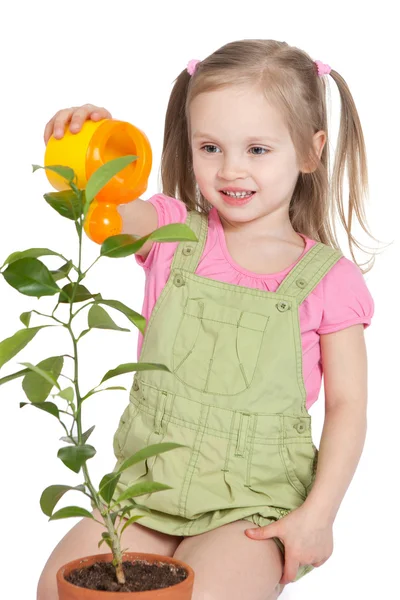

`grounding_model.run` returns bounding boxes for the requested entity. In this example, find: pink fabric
[135,194,374,410]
